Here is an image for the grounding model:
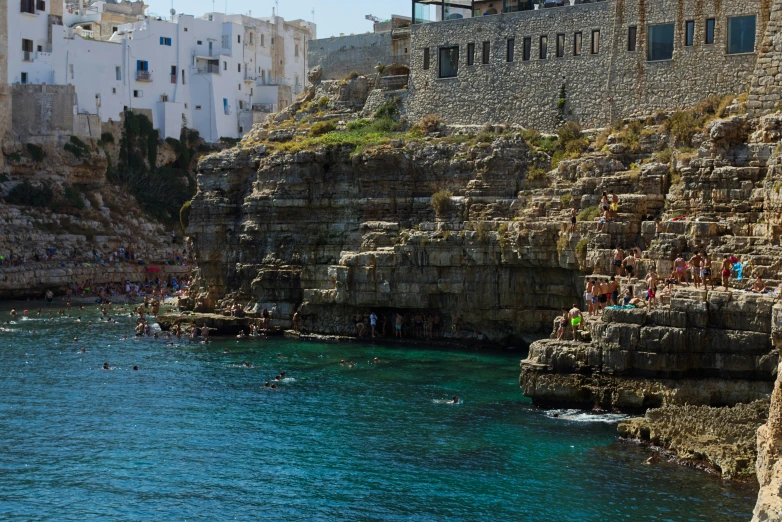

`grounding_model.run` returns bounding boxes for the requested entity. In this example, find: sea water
[0,305,757,520]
